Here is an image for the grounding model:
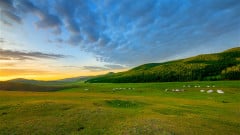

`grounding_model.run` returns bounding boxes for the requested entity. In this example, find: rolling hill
[0,77,87,91]
[87,47,240,83]
[0,81,78,92]
[8,76,92,84]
